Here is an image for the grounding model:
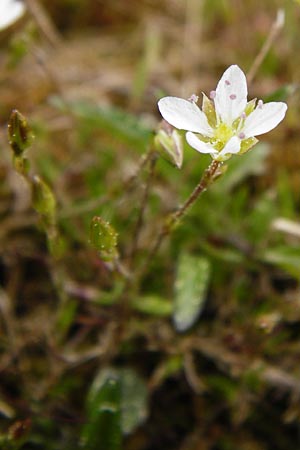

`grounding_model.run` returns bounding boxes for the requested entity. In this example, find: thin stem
[26,0,62,48]
[123,147,155,192]
[181,0,203,96]
[58,147,155,219]
[139,159,221,275]
[247,9,284,85]
[128,154,157,264]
